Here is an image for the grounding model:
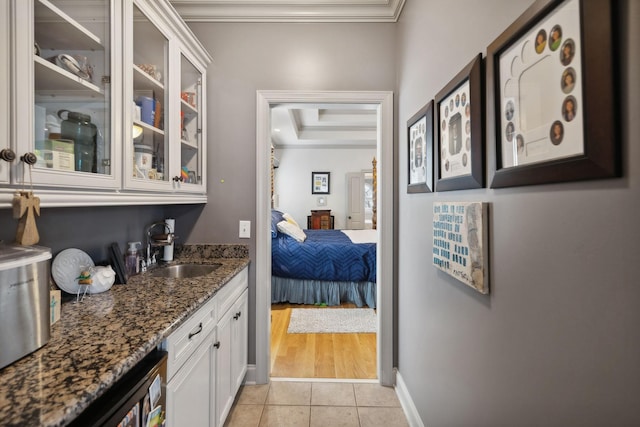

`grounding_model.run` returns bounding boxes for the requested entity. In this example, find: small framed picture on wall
[434,53,484,192]
[407,100,434,193]
[311,171,330,194]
